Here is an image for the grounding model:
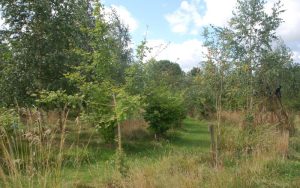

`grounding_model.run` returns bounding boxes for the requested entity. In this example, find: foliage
[124,38,152,95]
[145,59,184,90]
[75,80,140,143]
[143,87,186,137]
[62,3,136,143]
[74,81,114,143]
[197,0,300,114]
[0,0,91,106]
[185,62,218,118]
[114,89,141,123]
[0,108,19,134]
[36,90,83,111]
[125,63,146,95]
